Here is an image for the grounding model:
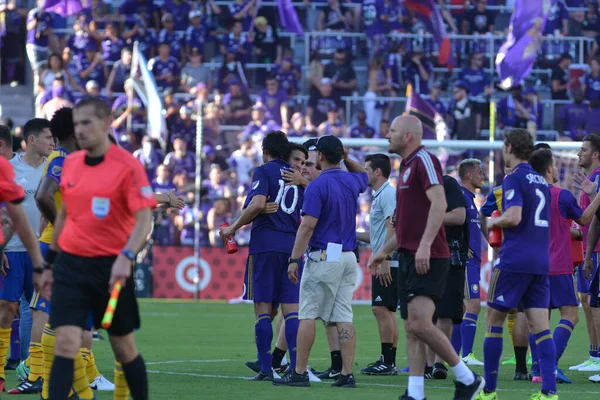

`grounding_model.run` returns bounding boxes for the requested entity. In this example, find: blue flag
[496,0,557,89]
[404,0,454,66]
[277,0,304,37]
[42,0,88,17]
